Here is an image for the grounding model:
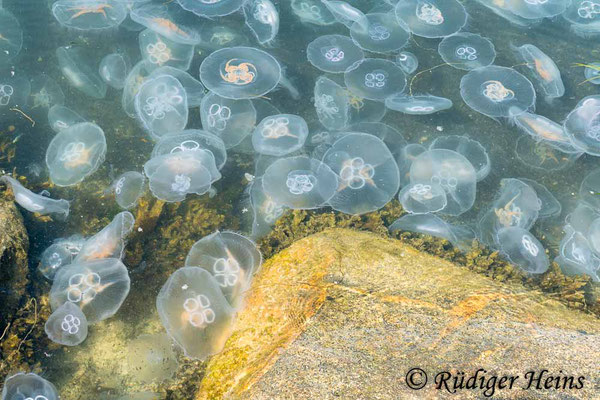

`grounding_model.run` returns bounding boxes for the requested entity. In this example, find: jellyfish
[563,95,600,156]
[314,76,350,131]
[156,267,235,360]
[395,143,427,186]
[200,92,257,149]
[409,149,477,216]
[322,0,368,31]
[50,258,131,324]
[584,62,600,84]
[38,235,85,280]
[0,9,22,64]
[398,182,447,214]
[346,89,387,124]
[45,301,88,346]
[472,0,536,26]
[74,211,135,263]
[578,168,600,210]
[438,32,496,70]
[45,122,107,186]
[134,74,188,140]
[395,0,467,38]
[395,51,418,74]
[389,214,474,251]
[111,172,145,209]
[323,132,400,215]
[513,112,580,153]
[347,122,407,158]
[587,217,600,257]
[152,129,227,170]
[29,74,64,109]
[252,114,309,156]
[460,66,536,118]
[349,12,410,54]
[563,0,600,37]
[139,29,194,71]
[48,104,86,133]
[148,66,206,107]
[126,333,178,384]
[199,47,281,100]
[52,0,128,30]
[1,175,69,219]
[344,58,406,101]
[99,53,130,89]
[306,35,365,74]
[177,0,244,17]
[291,0,337,26]
[507,0,569,19]
[243,0,279,45]
[385,94,452,115]
[1,373,58,400]
[197,21,251,51]
[122,61,154,118]
[512,43,564,100]
[0,75,30,108]
[566,203,597,234]
[518,178,561,218]
[429,135,490,182]
[556,225,600,281]
[249,177,288,239]
[515,135,580,171]
[496,227,549,274]
[56,46,107,99]
[130,2,202,45]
